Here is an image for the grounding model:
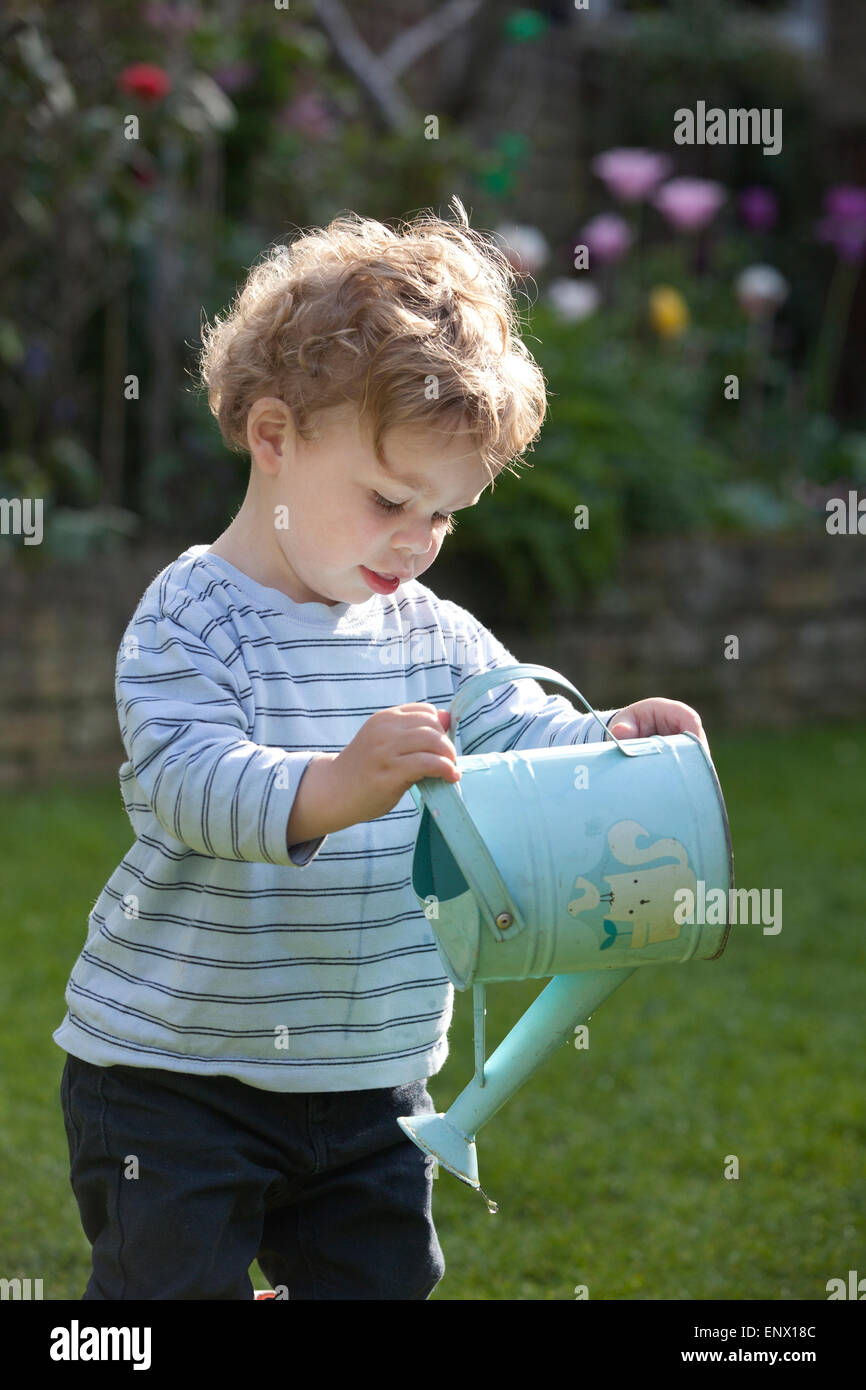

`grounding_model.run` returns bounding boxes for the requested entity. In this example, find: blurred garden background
[3,0,866,593]
[0,0,863,1301]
